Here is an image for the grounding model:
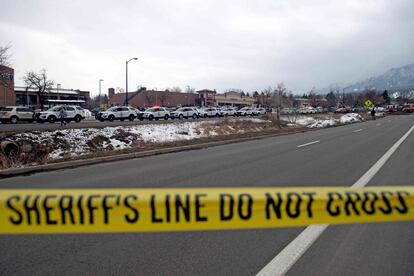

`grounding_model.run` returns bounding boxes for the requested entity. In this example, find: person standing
[371,107,376,120]
[59,107,67,126]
